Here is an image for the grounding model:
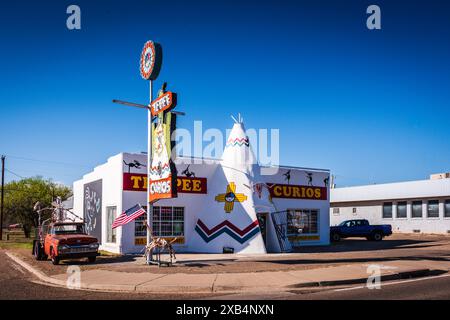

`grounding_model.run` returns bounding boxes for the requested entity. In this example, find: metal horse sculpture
[143,220,177,266]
